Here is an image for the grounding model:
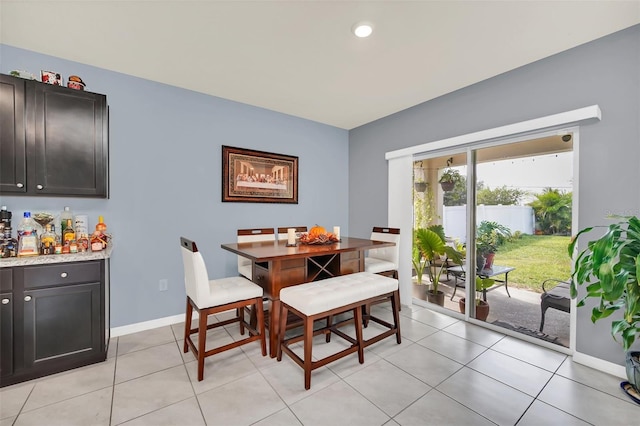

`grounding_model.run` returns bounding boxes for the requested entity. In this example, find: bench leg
[304,316,314,390]
[353,307,364,364]
[326,315,333,343]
